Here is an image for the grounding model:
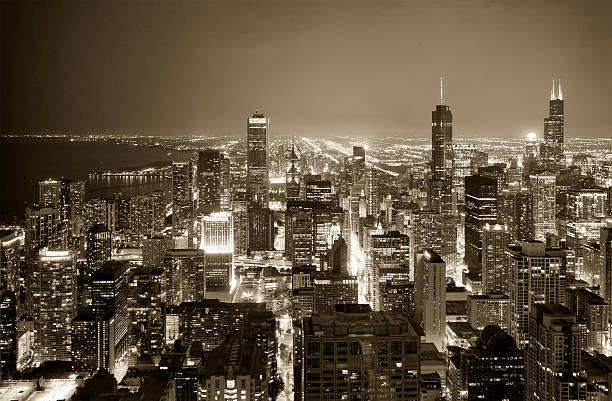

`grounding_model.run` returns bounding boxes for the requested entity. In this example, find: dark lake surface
[0,137,193,222]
